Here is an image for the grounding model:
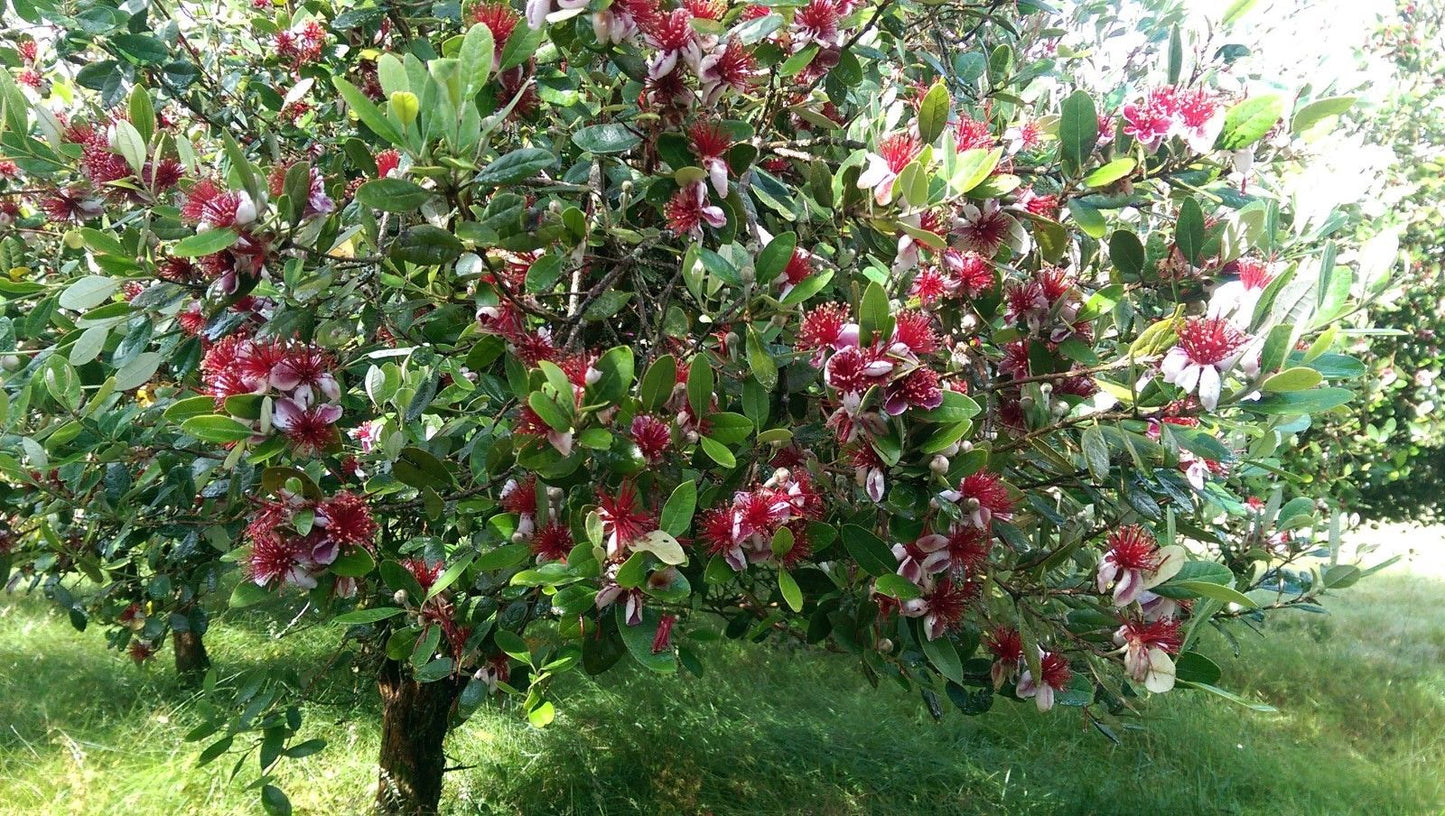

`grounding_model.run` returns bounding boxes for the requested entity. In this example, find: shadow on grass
[2,571,1443,816]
